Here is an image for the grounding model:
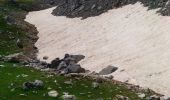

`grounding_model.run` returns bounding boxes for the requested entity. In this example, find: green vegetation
[0,62,143,100]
